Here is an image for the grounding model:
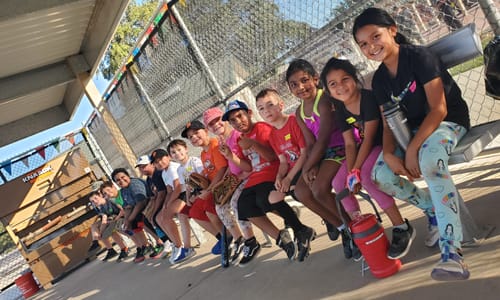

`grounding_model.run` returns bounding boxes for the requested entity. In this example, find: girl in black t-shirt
[353,7,470,281]
[320,57,415,260]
